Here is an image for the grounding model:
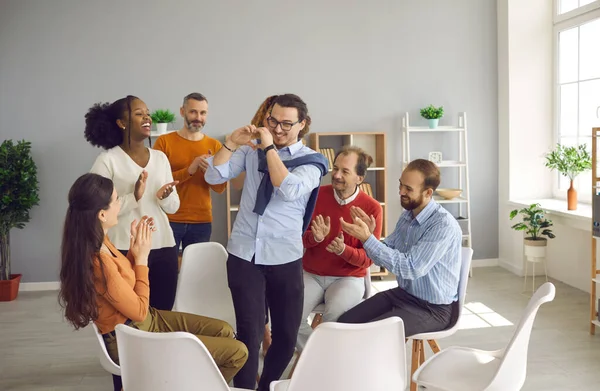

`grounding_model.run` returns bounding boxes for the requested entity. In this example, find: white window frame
[553,0,600,203]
